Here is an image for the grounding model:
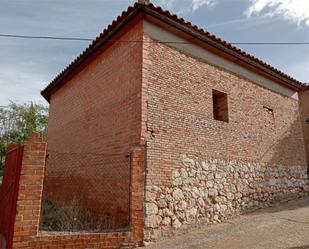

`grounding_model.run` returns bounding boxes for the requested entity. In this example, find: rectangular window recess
[212,89,229,123]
